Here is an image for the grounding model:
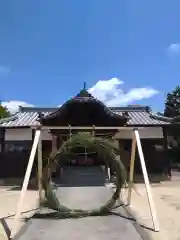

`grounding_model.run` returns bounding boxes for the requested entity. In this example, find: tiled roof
[0,105,171,128]
[110,106,172,125]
